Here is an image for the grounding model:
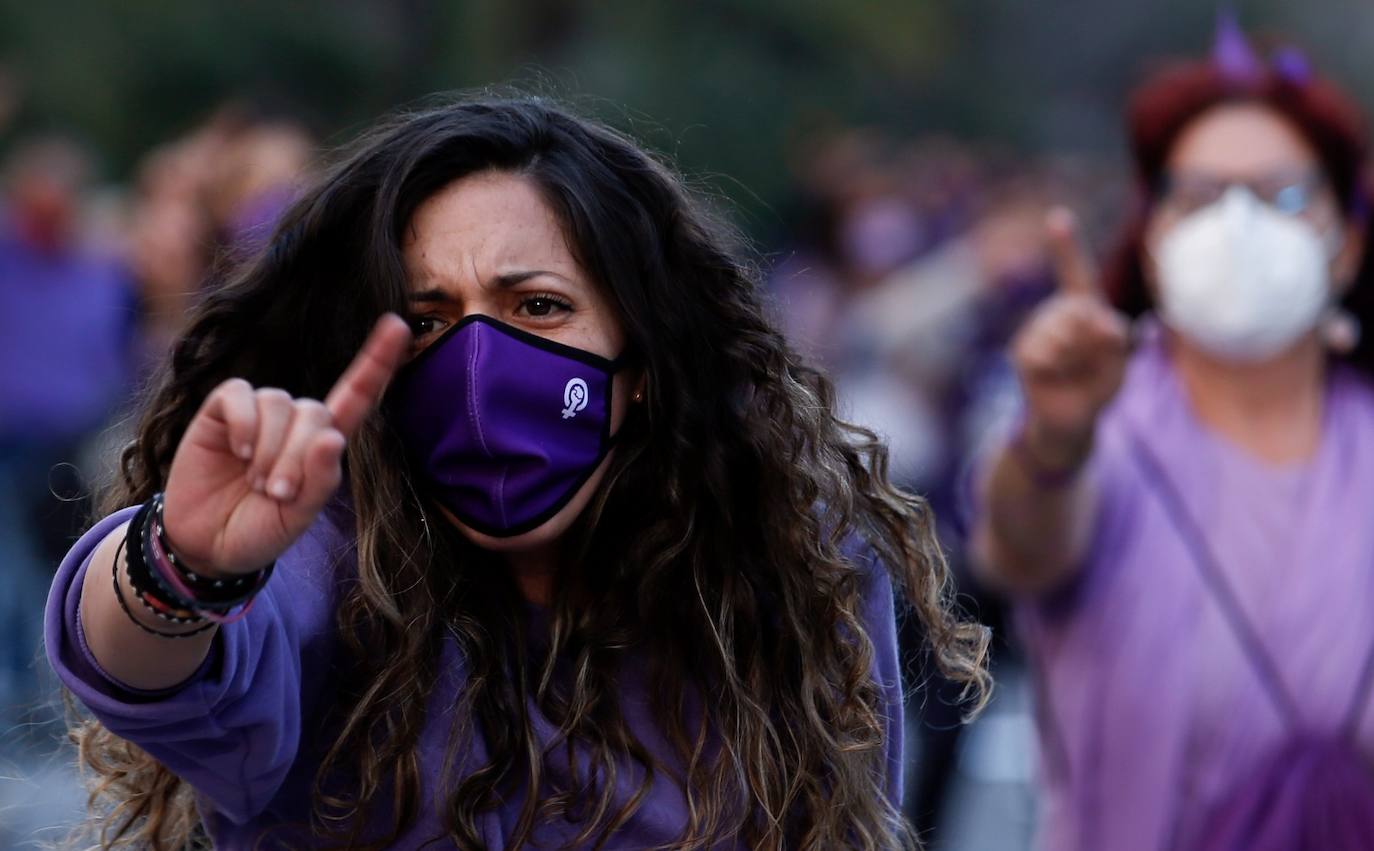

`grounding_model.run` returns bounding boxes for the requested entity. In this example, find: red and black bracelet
[111,537,215,639]
[148,493,269,608]
[120,494,274,629]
